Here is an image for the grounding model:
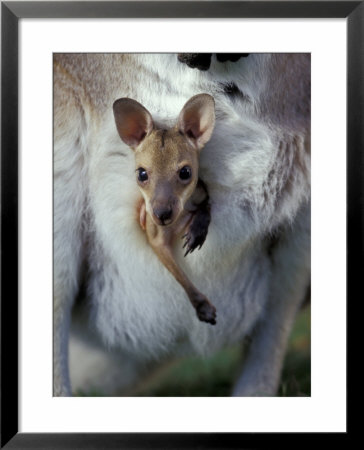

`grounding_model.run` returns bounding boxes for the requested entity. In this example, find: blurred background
[76,304,310,397]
